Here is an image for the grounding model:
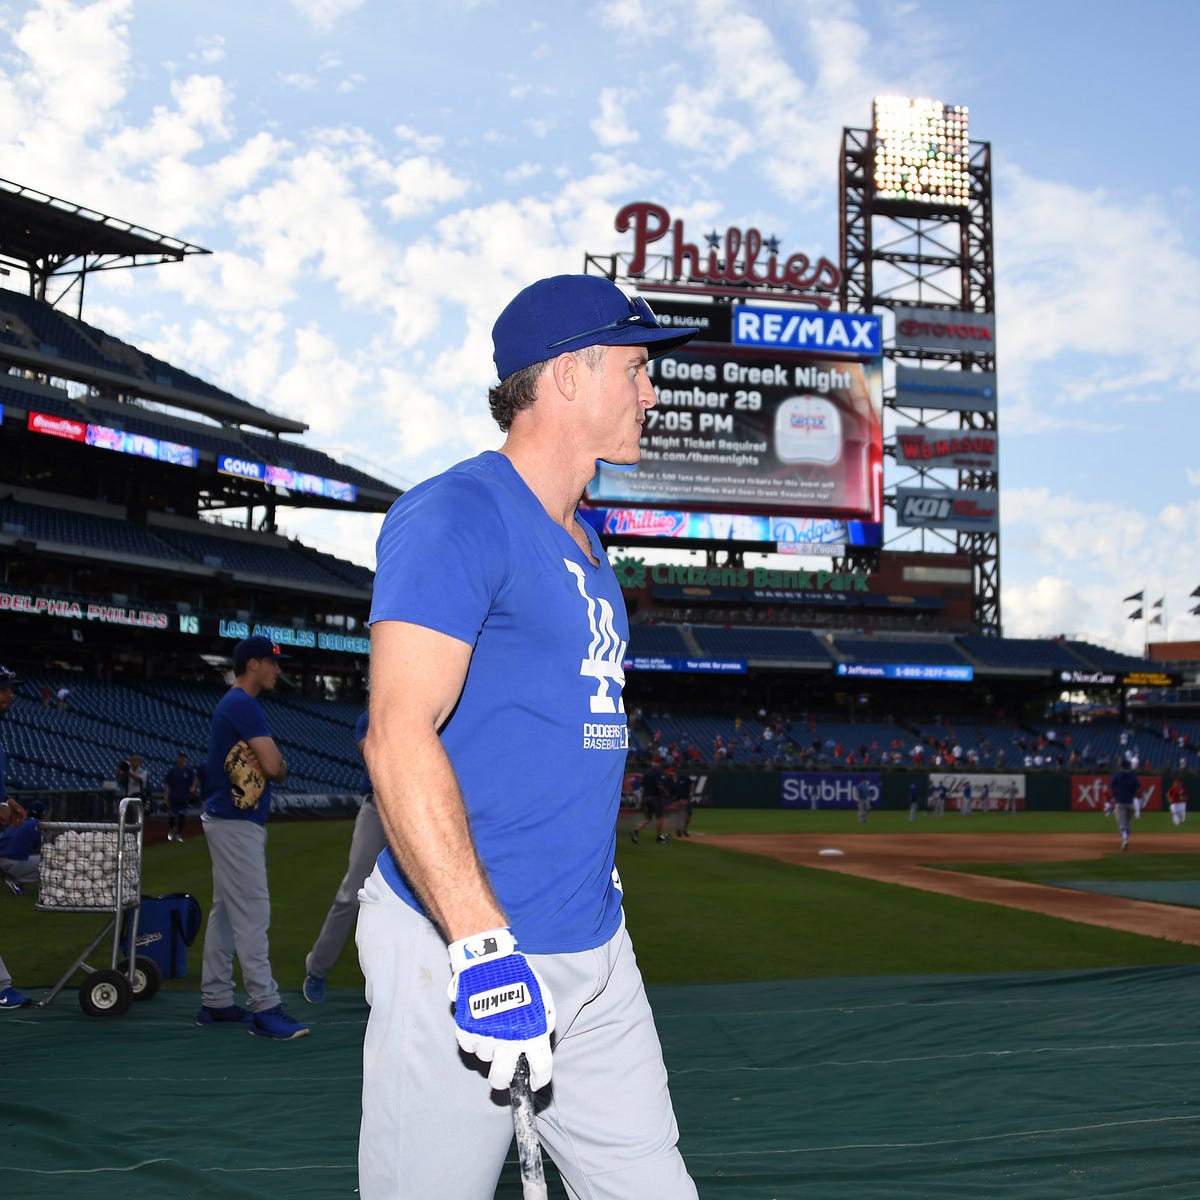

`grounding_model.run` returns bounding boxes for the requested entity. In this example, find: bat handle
[510,1053,549,1200]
